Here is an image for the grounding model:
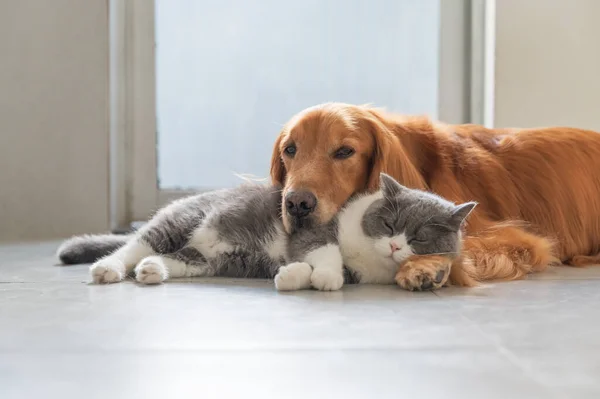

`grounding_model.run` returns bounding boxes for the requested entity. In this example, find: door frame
[108,0,495,229]
[109,0,158,229]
